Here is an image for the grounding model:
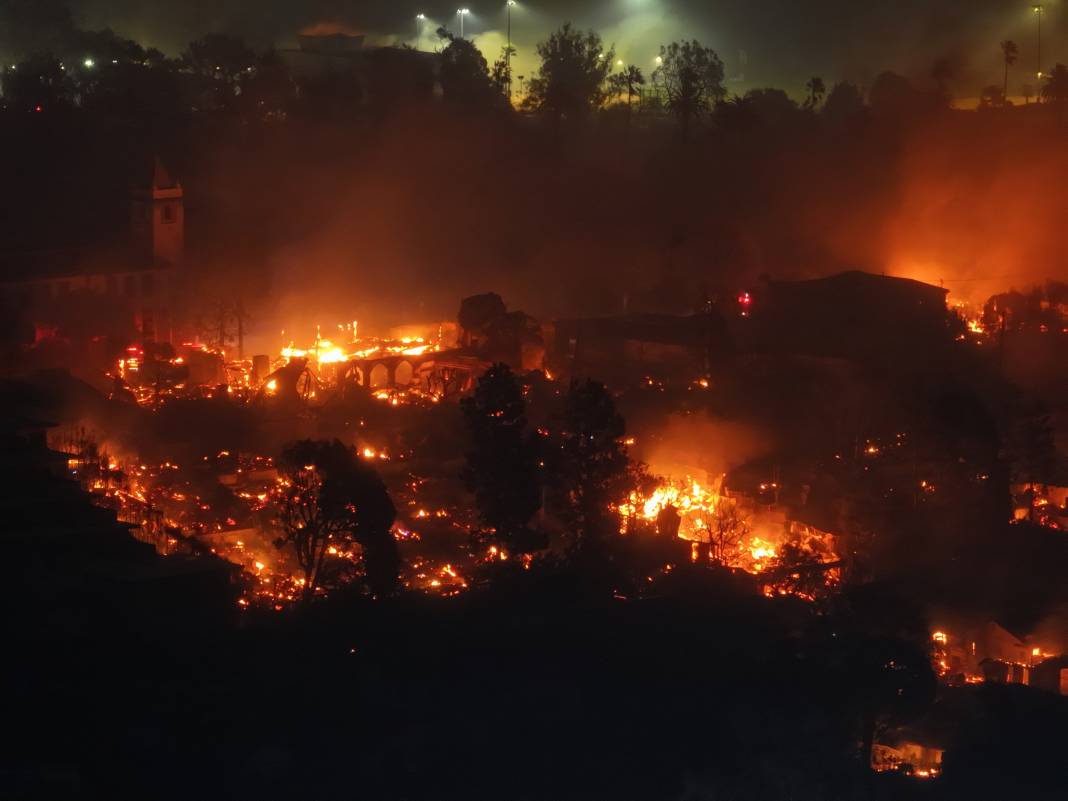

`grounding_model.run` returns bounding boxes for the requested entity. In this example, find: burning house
[1011,457,1068,530]
[930,621,1065,690]
[872,728,945,778]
